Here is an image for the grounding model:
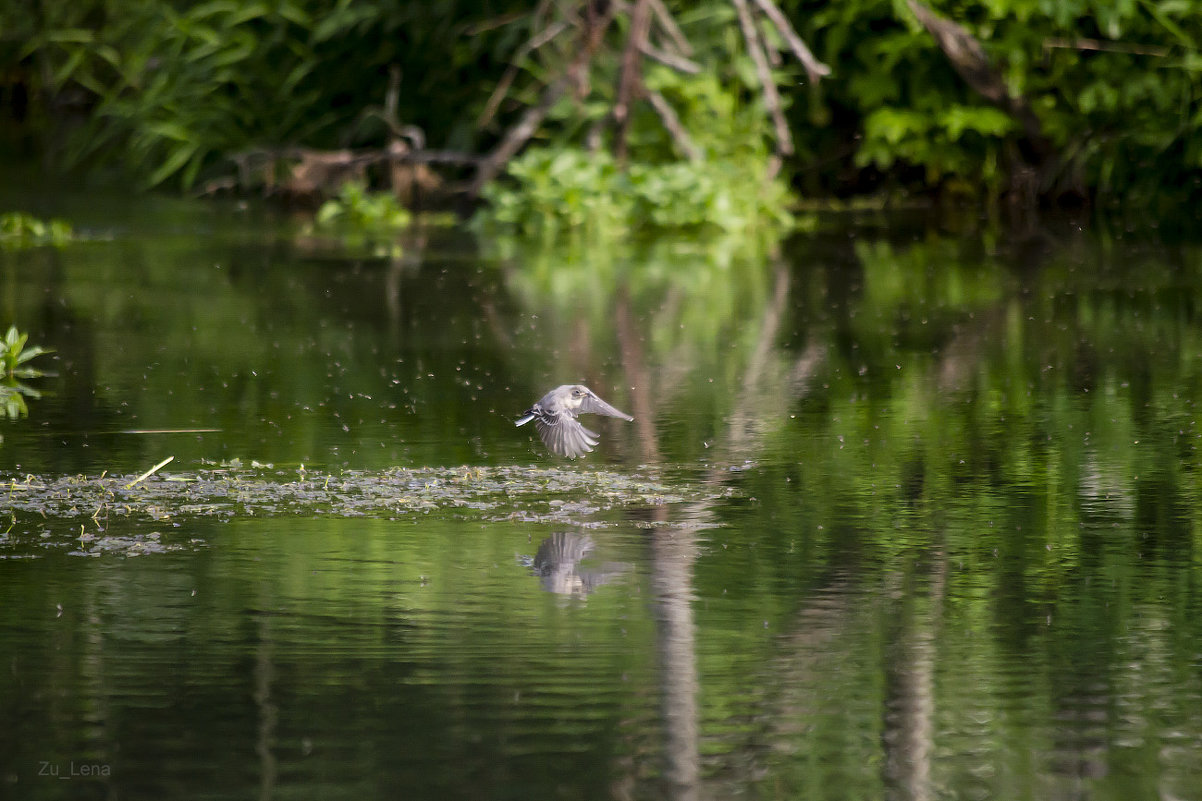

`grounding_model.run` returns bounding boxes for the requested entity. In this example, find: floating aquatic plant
[315,181,411,231]
[2,464,732,556]
[0,212,73,249]
[0,382,41,420]
[1,326,53,381]
[0,326,53,420]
